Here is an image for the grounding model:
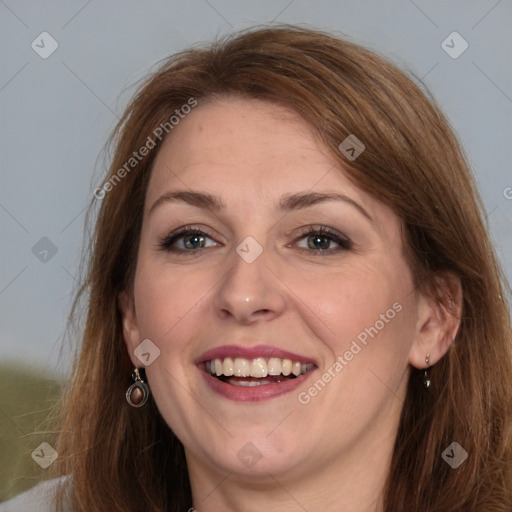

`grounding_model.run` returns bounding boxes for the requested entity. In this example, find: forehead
[147,96,364,205]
